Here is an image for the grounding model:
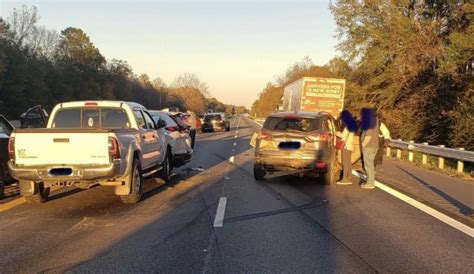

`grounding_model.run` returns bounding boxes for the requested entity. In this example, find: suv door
[20,105,48,128]
[143,110,166,164]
